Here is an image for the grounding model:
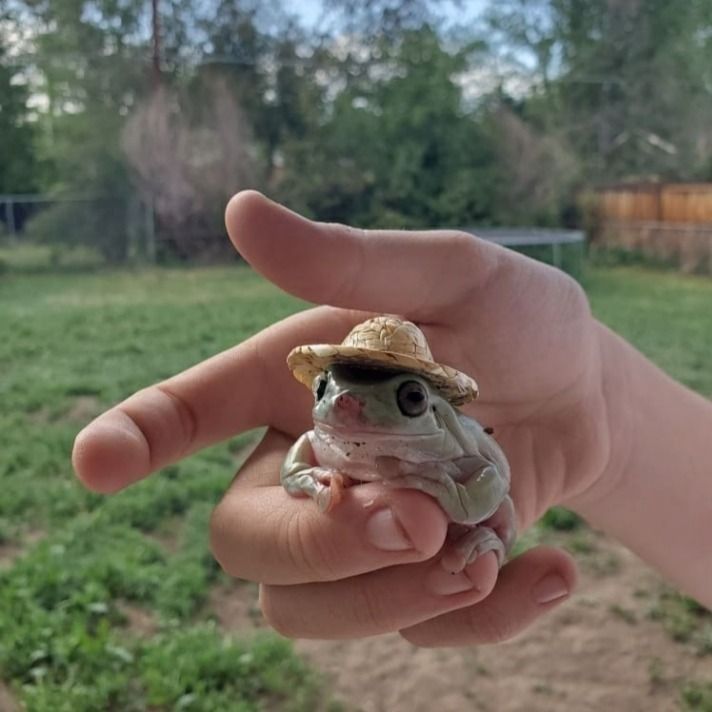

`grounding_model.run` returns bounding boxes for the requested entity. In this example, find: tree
[276,26,498,228]
[0,39,36,194]
[486,0,712,181]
